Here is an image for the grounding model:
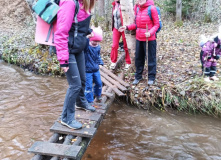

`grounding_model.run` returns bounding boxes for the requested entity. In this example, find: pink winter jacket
[54,0,90,66]
[127,0,159,41]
